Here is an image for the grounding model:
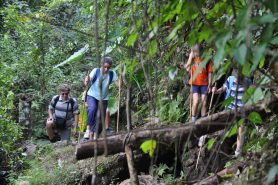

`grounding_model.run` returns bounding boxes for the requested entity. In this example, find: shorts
[192,85,208,94]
